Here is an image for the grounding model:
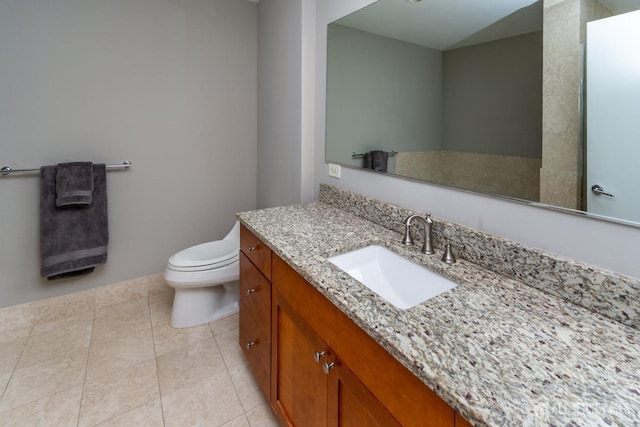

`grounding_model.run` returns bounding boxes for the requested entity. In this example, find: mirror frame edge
[328,162,640,229]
